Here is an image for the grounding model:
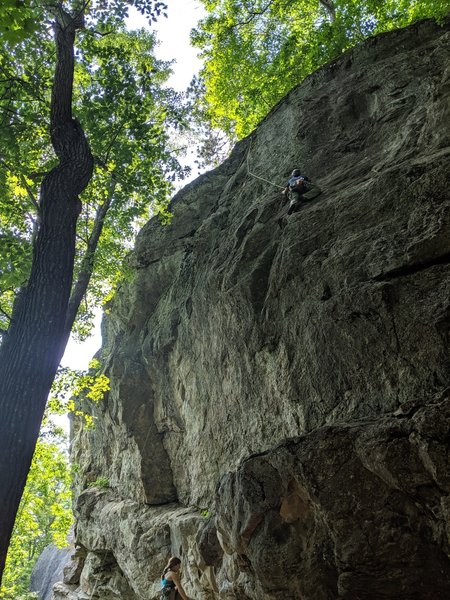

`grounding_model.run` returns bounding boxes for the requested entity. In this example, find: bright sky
[61,0,205,371]
[128,0,205,91]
